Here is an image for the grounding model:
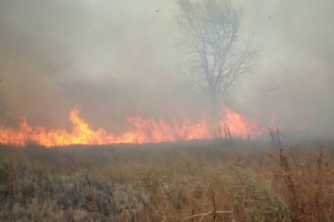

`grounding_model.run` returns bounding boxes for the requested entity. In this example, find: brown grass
[0,141,333,221]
